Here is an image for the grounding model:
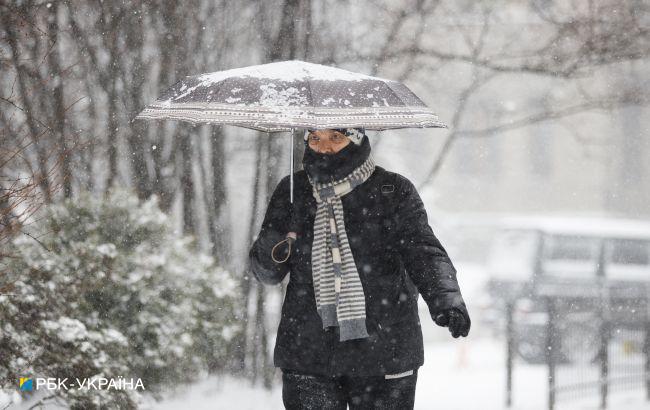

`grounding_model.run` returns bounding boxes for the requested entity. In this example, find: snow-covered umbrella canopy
[135,60,447,132]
